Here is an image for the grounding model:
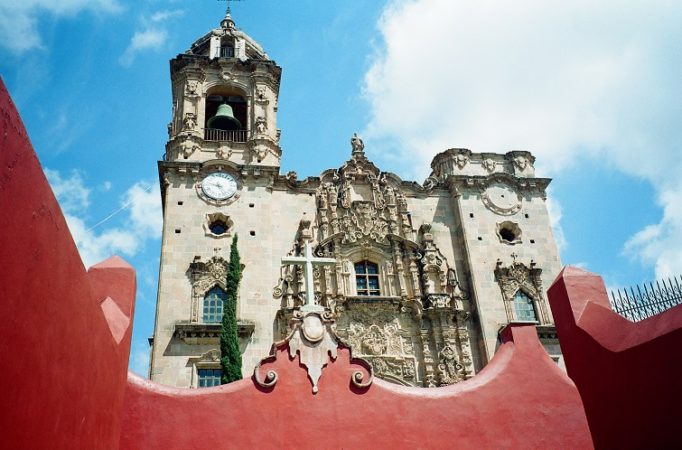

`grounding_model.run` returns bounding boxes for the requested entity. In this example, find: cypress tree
[221,233,242,383]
